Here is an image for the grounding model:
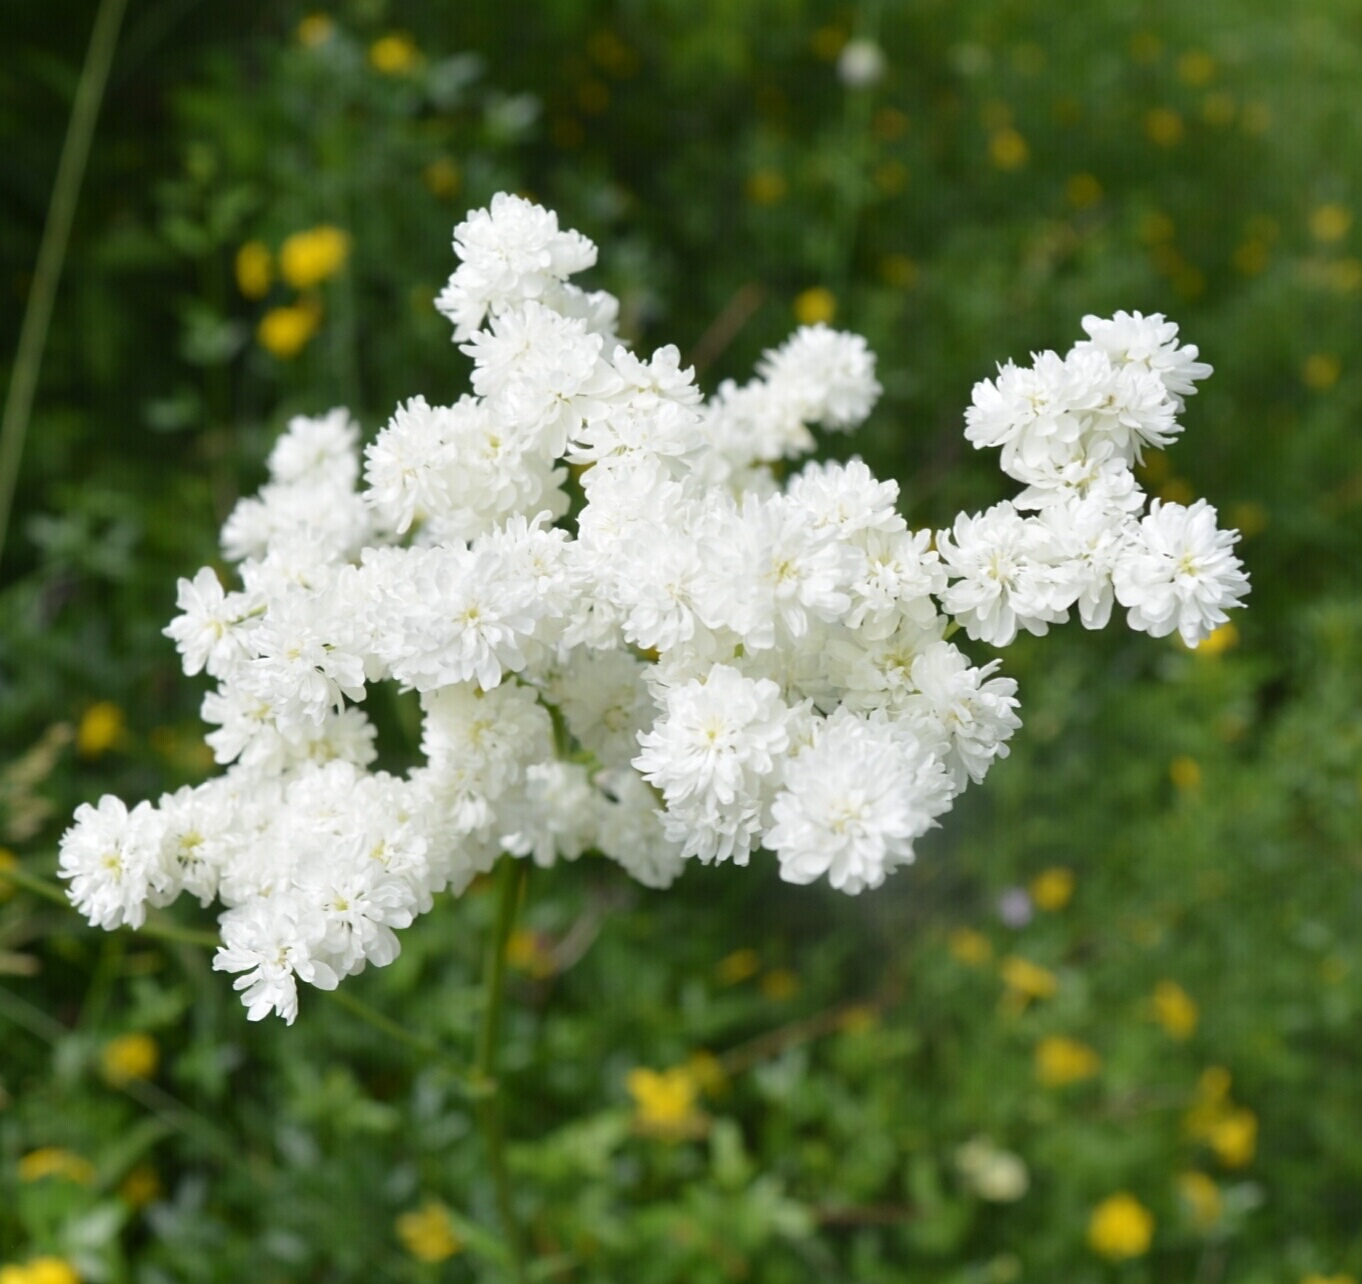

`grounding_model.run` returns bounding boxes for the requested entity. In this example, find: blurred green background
[1,1,1360,1280]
